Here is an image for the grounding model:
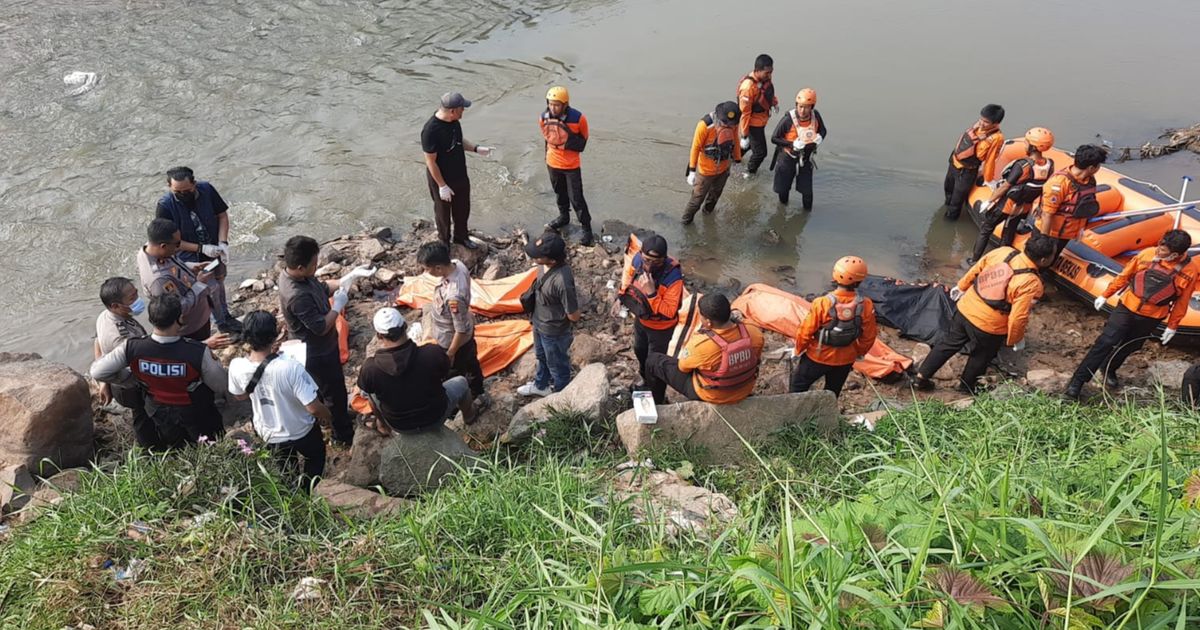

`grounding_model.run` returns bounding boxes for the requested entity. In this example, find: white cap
[373,307,406,334]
